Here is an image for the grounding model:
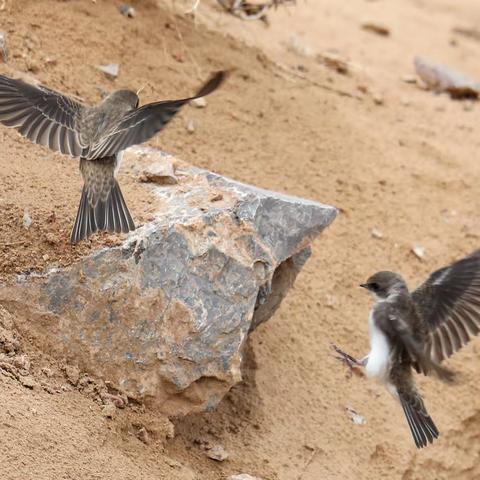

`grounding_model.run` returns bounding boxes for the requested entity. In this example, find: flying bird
[334,250,480,448]
[0,71,226,243]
